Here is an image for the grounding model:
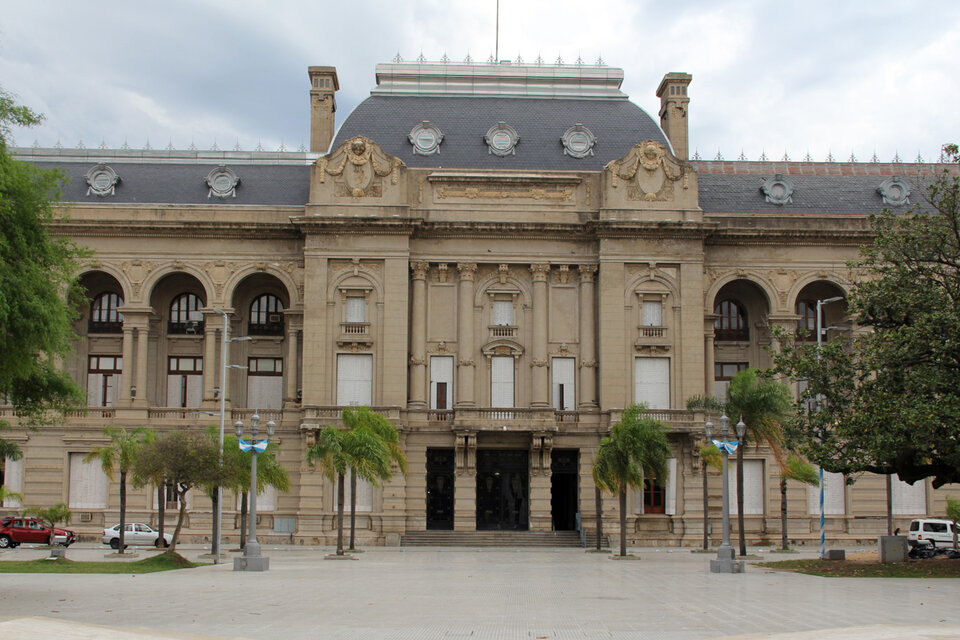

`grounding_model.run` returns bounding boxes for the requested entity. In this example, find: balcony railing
[337,322,372,346]
[488,325,518,339]
[638,325,667,339]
